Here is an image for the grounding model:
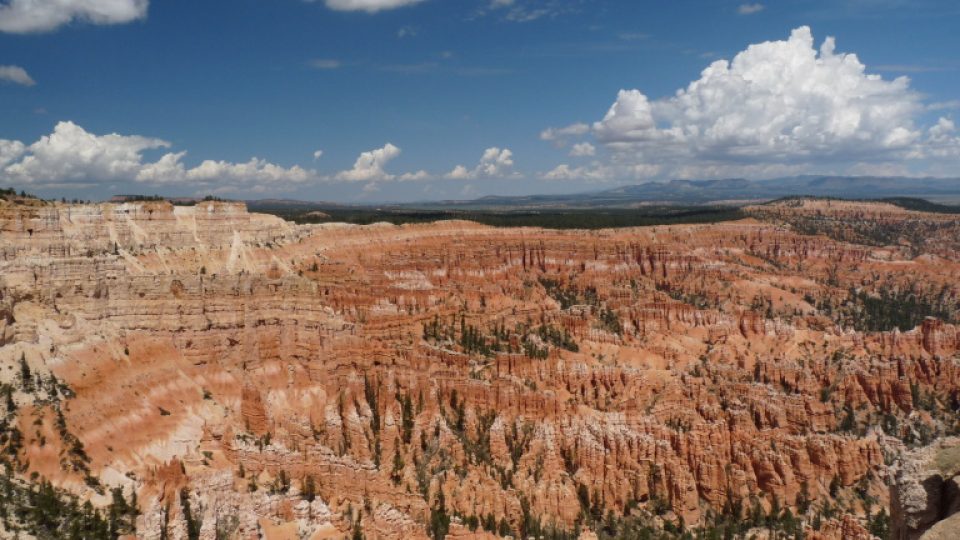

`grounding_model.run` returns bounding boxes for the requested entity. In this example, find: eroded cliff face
[1,198,959,539]
[890,438,960,540]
